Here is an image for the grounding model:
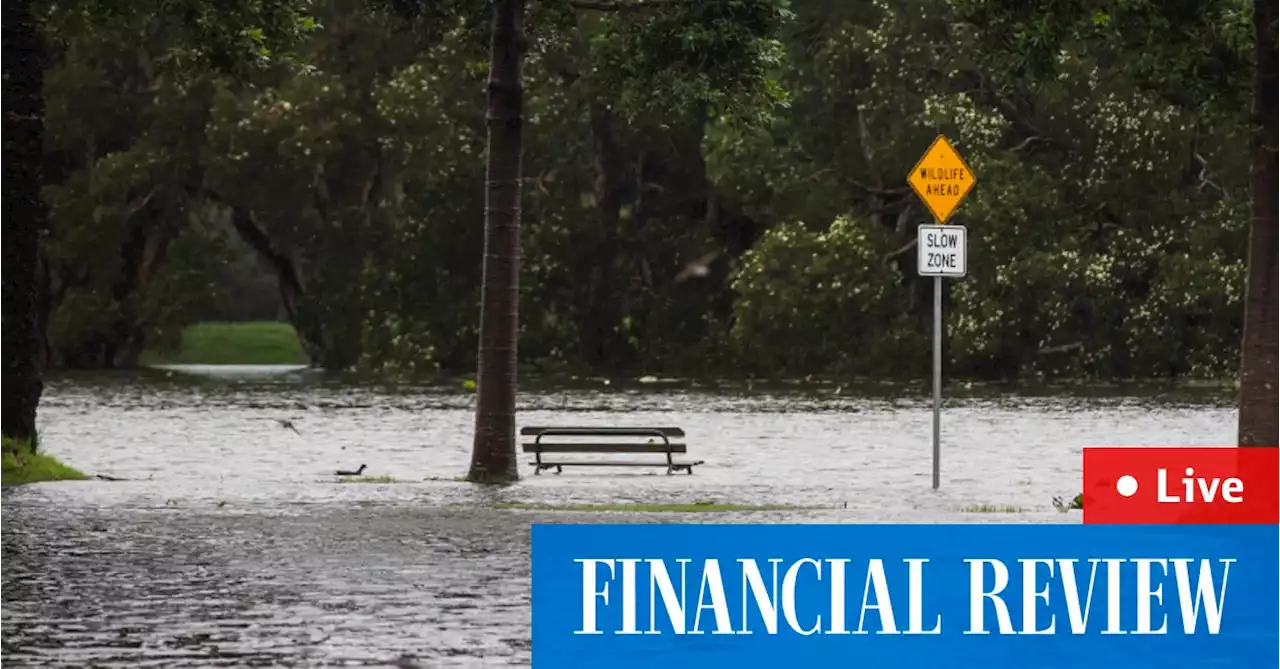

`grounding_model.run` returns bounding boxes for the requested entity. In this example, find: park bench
[520,426,703,475]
